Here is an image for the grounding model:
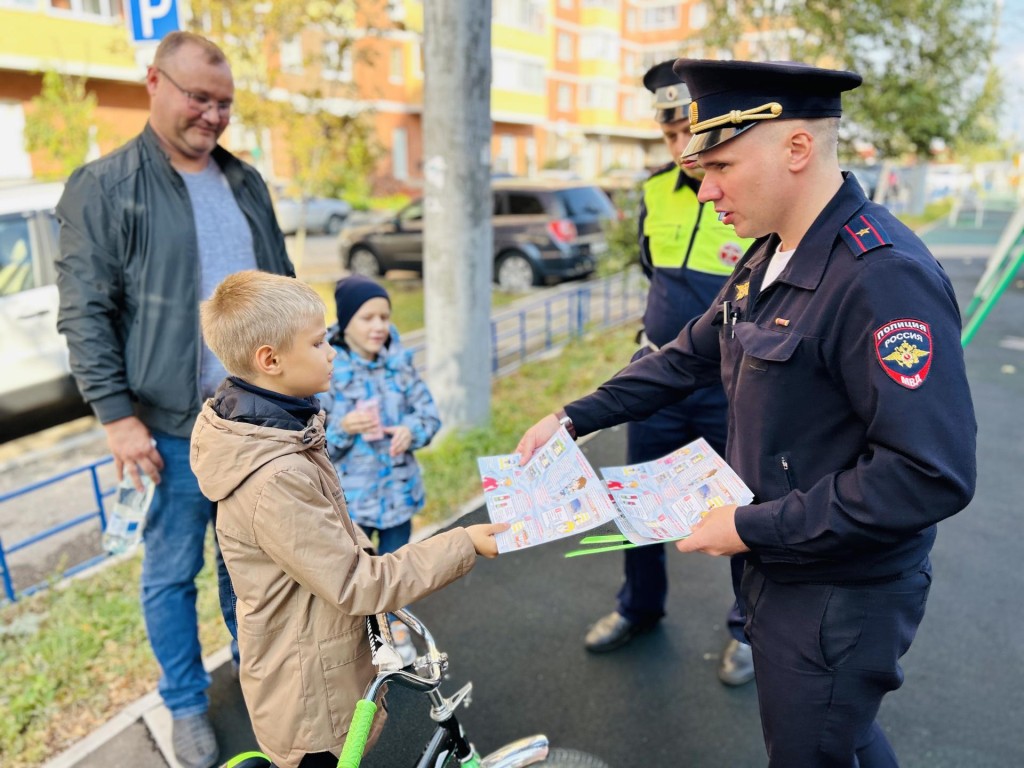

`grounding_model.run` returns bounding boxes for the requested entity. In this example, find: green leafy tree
[697,0,1001,158]
[23,70,98,180]
[187,0,384,202]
